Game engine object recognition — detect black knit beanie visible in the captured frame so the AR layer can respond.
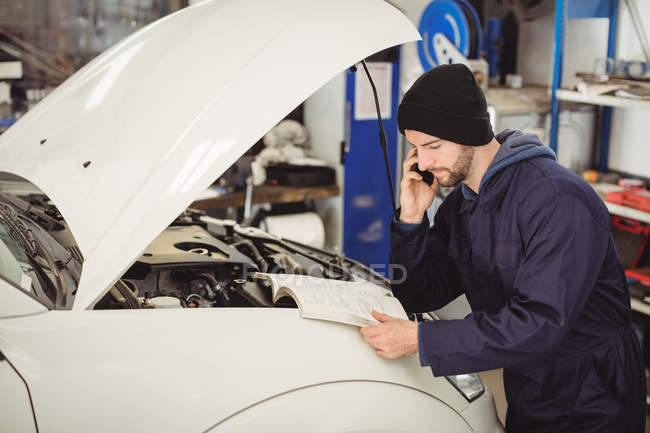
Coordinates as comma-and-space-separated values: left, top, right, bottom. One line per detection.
397, 63, 494, 146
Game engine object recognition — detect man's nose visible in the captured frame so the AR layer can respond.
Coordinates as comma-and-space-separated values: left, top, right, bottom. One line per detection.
418, 152, 435, 171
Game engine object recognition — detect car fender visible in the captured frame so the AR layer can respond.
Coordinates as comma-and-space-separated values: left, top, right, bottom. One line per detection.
0, 308, 471, 433
208, 380, 474, 433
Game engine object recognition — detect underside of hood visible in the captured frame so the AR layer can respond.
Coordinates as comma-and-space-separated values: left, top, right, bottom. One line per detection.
0, 0, 420, 310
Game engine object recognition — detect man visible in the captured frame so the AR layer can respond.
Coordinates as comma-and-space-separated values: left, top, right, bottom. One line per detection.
360, 63, 645, 432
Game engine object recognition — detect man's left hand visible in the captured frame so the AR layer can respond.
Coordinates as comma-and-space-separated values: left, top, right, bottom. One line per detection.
360, 311, 419, 359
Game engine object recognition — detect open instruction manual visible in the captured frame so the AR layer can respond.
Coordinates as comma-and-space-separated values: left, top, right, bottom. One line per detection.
256, 272, 408, 327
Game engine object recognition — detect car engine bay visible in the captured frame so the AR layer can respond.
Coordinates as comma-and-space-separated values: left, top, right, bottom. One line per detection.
94, 210, 391, 310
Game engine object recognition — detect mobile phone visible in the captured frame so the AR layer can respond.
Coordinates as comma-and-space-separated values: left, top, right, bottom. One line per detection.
411, 163, 435, 186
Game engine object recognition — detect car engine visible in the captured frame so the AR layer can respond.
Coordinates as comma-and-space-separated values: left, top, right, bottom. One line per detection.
95, 210, 390, 310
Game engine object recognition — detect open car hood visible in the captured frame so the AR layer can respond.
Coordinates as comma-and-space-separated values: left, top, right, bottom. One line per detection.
0, 0, 419, 310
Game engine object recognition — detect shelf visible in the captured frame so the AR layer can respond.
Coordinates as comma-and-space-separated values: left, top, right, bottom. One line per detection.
631, 298, 650, 316
485, 87, 550, 115
604, 201, 650, 224
191, 184, 340, 210
590, 183, 650, 224
556, 89, 650, 109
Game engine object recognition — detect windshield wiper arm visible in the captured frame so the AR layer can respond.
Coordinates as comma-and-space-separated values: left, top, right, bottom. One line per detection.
0, 202, 67, 307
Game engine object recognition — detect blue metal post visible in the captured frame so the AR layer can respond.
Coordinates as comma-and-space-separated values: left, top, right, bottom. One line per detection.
599, 0, 618, 171
606, 0, 619, 56
343, 62, 401, 271
550, 0, 566, 154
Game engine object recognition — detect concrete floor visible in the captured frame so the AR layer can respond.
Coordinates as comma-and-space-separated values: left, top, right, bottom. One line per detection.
479, 369, 650, 432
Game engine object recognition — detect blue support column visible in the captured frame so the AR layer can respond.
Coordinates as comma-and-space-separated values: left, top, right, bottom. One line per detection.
607, 0, 619, 57
550, 0, 567, 154
568, 0, 611, 18
599, 0, 619, 171
343, 62, 400, 272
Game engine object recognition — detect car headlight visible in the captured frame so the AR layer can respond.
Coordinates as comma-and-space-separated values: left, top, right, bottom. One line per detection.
445, 373, 485, 402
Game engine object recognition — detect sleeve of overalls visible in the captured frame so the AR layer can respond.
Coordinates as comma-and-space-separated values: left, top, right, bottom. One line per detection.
416, 193, 610, 375
389, 201, 464, 313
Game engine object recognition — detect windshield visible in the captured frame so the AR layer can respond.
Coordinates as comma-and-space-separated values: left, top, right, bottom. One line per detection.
0, 188, 82, 309
0, 218, 56, 307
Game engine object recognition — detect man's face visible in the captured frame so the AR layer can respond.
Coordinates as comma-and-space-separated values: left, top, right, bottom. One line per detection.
404, 129, 475, 187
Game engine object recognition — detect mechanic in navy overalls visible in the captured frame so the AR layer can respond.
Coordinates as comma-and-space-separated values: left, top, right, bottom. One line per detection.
360, 64, 645, 432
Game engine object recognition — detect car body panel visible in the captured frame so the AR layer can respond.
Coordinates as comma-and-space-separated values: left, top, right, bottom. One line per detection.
0, 308, 469, 433
460, 386, 504, 433
0, 360, 37, 433
0, 0, 420, 310
209, 381, 474, 433
0, 279, 48, 319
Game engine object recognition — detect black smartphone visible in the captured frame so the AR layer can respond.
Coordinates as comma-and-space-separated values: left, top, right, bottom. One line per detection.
411, 163, 435, 186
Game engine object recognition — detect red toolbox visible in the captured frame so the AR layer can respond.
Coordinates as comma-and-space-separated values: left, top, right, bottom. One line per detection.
606, 188, 650, 213
627, 268, 650, 286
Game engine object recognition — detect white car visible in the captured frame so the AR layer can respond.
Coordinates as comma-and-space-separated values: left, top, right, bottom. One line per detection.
0, 1, 503, 432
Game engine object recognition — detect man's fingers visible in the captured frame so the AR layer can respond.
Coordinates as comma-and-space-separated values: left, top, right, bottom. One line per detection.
402, 171, 422, 184
402, 157, 418, 172
360, 330, 387, 349
402, 155, 418, 172
372, 310, 399, 322
375, 349, 398, 359
376, 349, 390, 359
362, 331, 387, 343
360, 324, 386, 338
408, 145, 416, 155
369, 341, 389, 351
406, 145, 416, 159
371, 310, 389, 321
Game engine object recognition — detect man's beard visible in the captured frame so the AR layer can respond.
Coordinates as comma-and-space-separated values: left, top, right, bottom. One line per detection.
435, 146, 475, 187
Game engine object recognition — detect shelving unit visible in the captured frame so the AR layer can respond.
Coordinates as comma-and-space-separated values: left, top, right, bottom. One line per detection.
551, 1, 650, 317
485, 86, 550, 115
550, 0, 620, 171
190, 185, 340, 210
631, 298, 650, 317
556, 89, 650, 109
591, 182, 650, 317
604, 201, 650, 224
591, 182, 650, 223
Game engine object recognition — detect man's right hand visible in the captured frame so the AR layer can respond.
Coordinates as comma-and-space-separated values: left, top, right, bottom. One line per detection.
399, 146, 437, 224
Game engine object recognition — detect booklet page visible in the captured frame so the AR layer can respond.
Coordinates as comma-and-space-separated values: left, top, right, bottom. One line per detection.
259, 273, 407, 325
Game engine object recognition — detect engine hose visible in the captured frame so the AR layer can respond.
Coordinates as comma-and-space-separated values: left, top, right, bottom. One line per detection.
232, 228, 353, 281
114, 280, 142, 309
231, 239, 269, 272
195, 272, 229, 306
196, 271, 217, 287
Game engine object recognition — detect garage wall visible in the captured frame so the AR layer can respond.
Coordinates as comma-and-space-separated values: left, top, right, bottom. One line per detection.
303, 75, 346, 250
